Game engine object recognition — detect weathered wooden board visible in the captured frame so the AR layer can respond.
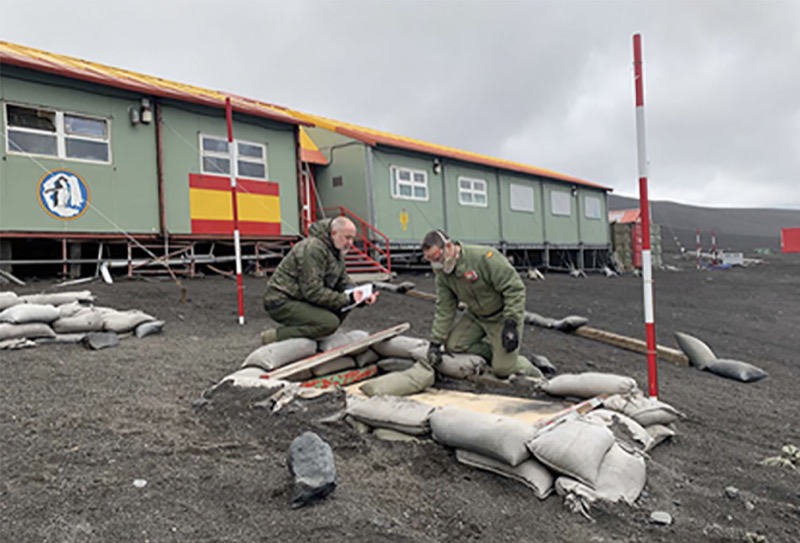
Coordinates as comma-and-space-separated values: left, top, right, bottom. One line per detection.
262, 323, 410, 381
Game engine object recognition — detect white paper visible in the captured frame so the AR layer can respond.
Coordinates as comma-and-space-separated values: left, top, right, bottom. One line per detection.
342, 283, 373, 312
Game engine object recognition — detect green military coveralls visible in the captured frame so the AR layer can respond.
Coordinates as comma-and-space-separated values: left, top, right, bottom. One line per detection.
262, 219, 353, 341
430, 243, 538, 378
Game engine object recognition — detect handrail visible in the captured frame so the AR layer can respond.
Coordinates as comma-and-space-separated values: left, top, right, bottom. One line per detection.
323, 206, 391, 273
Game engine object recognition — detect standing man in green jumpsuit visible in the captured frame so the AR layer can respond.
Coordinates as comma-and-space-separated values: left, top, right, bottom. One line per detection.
421, 230, 540, 378
260, 216, 378, 344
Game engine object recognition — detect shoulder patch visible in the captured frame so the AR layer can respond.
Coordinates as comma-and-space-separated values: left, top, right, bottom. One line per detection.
486, 250, 494, 259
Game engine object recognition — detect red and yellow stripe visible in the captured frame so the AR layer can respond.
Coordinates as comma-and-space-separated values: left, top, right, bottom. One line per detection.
189, 174, 281, 236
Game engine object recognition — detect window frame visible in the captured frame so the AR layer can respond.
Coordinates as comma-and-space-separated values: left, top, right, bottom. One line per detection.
4, 102, 112, 164
584, 194, 602, 220
550, 190, 572, 216
458, 176, 488, 207
199, 133, 268, 180
509, 183, 535, 213
390, 165, 429, 201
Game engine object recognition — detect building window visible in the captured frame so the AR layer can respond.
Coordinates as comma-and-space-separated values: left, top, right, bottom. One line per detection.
200, 134, 267, 179
550, 190, 572, 216
5, 104, 111, 163
458, 176, 488, 207
584, 195, 602, 219
391, 165, 428, 201
509, 183, 535, 213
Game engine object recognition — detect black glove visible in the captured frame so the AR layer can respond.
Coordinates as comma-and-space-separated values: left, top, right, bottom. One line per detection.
427, 342, 443, 368
501, 319, 519, 352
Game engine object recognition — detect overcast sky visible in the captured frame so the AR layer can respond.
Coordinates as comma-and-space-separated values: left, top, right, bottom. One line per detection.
2, 0, 798, 209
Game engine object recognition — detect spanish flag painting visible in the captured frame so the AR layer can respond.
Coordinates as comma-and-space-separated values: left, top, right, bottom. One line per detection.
189, 174, 281, 236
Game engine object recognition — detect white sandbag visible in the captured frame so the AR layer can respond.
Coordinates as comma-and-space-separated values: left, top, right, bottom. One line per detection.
19, 290, 95, 306
527, 419, 615, 488
52, 307, 105, 333
57, 300, 85, 318
317, 330, 369, 353
455, 449, 554, 499
102, 309, 156, 333
376, 357, 416, 373
582, 409, 653, 452
603, 392, 685, 427
360, 360, 434, 397
373, 335, 429, 358
523, 311, 555, 328
346, 395, 435, 436
674, 331, 717, 369
554, 443, 646, 505
37, 333, 86, 344
0, 322, 57, 341
372, 428, 423, 443
551, 315, 589, 332
430, 406, 537, 467
0, 291, 20, 311
0, 303, 59, 324
241, 338, 318, 371
542, 372, 638, 399
355, 348, 380, 367
704, 358, 768, 383
644, 424, 676, 451
135, 320, 165, 338
311, 356, 356, 377
438, 353, 488, 379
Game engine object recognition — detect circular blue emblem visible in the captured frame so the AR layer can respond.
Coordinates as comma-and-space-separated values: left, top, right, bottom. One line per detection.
38, 170, 90, 220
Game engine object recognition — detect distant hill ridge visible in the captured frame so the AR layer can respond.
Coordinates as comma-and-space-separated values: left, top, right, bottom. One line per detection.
608, 194, 800, 252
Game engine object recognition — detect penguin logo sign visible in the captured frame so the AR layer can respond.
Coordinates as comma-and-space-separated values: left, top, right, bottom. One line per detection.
37, 170, 90, 220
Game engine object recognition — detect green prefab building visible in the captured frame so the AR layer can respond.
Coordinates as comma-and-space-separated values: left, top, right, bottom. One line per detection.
297, 117, 612, 270
1, 41, 304, 276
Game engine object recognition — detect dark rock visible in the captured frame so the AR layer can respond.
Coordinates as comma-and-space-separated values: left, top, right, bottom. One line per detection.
82, 332, 119, 350
288, 431, 336, 508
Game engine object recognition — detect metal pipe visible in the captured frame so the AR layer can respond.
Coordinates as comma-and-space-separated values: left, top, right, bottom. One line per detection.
155, 100, 167, 237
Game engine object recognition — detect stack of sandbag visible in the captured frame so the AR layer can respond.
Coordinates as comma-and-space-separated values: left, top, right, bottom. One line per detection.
674, 331, 768, 382
0, 290, 164, 349
540, 371, 639, 399
345, 395, 435, 442
601, 391, 685, 449
230, 332, 488, 395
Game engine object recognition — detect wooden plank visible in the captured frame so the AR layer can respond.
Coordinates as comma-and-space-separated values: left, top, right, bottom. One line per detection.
574, 326, 689, 366
262, 322, 411, 381
347, 385, 569, 425
300, 365, 379, 389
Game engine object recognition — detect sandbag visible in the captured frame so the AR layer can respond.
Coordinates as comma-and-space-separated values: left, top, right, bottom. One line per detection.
19, 290, 95, 306
0, 292, 21, 311
311, 356, 356, 377
554, 443, 646, 505
242, 338, 318, 371
542, 372, 638, 399
603, 392, 685, 427
438, 353, 487, 379
52, 307, 105, 333
135, 320, 165, 338
704, 358, 768, 383
531, 354, 557, 376
317, 330, 369, 353
526, 419, 615, 488
376, 357, 416, 373
102, 309, 156, 333
346, 396, 435, 436
372, 428, 423, 443
551, 315, 589, 332
0, 303, 59, 324
644, 424, 676, 451
674, 331, 716, 369
57, 301, 85, 318
0, 322, 57, 341
355, 348, 380, 367
523, 311, 555, 328
359, 360, 434, 397
455, 449, 554, 499
582, 409, 653, 452
373, 335, 429, 358
430, 407, 536, 467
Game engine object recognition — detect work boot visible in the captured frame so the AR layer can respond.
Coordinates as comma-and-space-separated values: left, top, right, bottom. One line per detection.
260, 328, 278, 345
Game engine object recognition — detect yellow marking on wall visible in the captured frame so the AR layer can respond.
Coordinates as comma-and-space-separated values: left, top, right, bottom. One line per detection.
190, 189, 280, 222
400, 210, 409, 231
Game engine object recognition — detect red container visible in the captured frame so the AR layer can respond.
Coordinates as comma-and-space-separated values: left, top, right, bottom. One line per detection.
781, 227, 800, 253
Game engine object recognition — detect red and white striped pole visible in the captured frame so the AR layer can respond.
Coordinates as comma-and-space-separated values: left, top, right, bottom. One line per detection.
225, 97, 245, 325
696, 229, 701, 269
711, 229, 717, 265
633, 34, 658, 399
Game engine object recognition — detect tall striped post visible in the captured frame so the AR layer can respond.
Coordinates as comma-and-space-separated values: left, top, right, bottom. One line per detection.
633, 34, 658, 398
696, 229, 701, 269
225, 97, 246, 325
711, 229, 718, 265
